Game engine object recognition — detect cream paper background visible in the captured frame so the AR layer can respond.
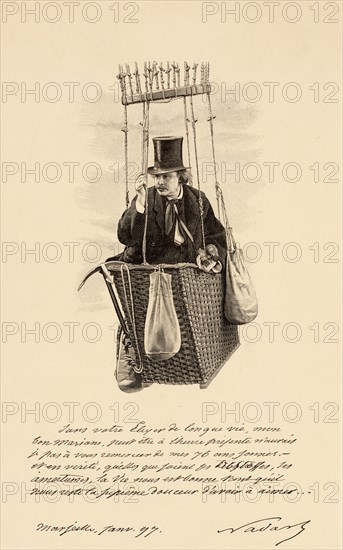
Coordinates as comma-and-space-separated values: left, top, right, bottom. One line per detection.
1, 1, 342, 549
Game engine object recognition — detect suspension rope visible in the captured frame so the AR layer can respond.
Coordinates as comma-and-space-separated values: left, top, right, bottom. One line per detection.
183, 62, 191, 169
206, 91, 221, 221
183, 97, 191, 169
205, 72, 234, 246
123, 103, 129, 208
204, 62, 234, 237
189, 91, 206, 250
141, 101, 150, 265
117, 65, 130, 208
141, 102, 146, 172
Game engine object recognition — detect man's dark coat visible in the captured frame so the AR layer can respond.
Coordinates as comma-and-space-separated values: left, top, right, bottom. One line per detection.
115, 184, 227, 265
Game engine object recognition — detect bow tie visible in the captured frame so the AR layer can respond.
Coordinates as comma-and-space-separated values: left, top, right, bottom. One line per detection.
165, 199, 182, 236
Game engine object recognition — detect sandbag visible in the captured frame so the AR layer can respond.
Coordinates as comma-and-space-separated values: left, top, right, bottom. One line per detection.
224, 232, 258, 324
144, 270, 181, 361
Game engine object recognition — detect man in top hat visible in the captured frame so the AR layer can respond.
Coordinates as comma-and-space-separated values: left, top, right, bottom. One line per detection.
117, 136, 227, 268
113, 136, 227, 392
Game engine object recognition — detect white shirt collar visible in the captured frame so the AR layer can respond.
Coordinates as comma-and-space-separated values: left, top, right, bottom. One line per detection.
167, 184, 183, 201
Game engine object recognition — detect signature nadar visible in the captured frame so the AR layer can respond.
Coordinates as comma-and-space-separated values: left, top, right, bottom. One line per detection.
217, 516, 311, 546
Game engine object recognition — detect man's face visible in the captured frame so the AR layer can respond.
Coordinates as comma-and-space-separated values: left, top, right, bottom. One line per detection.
154, 171, 180, 198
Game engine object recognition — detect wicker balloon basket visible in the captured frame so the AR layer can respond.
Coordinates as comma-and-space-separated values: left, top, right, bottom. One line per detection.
78, 61, 244, 389
107, 261, 240, 388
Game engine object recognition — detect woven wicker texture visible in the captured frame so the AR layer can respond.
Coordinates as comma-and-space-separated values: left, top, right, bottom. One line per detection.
110, 263, 239, 386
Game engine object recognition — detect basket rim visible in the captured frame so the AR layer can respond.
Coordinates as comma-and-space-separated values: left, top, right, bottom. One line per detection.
105, 260, 199, 272
78, 260, 221, 292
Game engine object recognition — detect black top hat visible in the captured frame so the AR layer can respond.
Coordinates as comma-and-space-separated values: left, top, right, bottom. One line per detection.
147, 136, 190, 175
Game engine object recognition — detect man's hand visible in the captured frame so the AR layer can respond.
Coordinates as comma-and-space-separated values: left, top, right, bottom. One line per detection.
135, 173, 147, 208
